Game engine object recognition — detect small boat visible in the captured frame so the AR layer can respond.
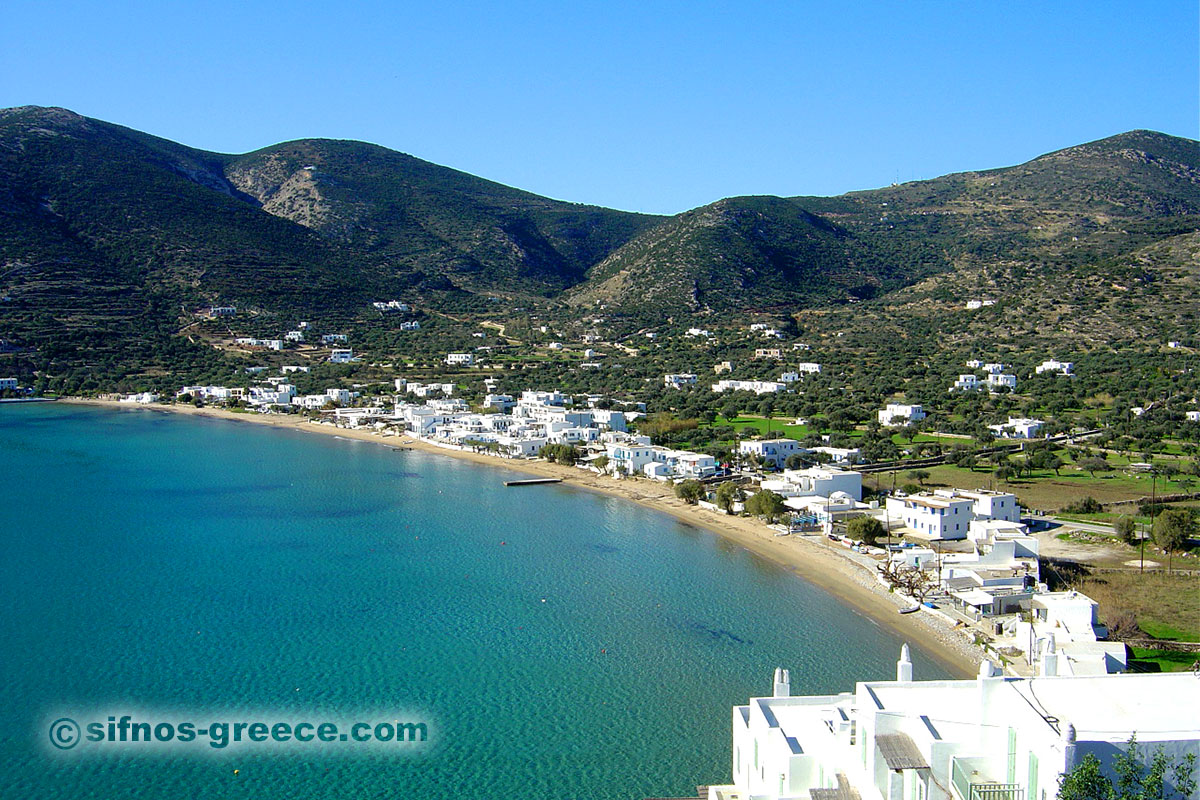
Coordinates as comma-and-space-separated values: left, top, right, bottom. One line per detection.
899, 605, 921, 615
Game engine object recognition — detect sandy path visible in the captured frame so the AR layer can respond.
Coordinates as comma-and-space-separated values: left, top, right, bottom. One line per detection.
64, 399, 982, 678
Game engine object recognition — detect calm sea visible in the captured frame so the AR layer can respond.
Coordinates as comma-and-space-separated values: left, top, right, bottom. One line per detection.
0, 403, 948, 799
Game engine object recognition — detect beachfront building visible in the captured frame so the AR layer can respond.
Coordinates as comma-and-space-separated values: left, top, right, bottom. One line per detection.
740, 438, 805, 469
0, 377, 19, 391
604, 441, 718, 480
878, 403, 926, 426
760, 467, 863, 502
887, 492, 975, 540
118, 392, 160, 404
709, 659, 1200, 800
886, 489, 1020, 540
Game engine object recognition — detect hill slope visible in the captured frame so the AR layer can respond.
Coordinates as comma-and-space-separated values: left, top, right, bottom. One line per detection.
568, 130, 1200, 319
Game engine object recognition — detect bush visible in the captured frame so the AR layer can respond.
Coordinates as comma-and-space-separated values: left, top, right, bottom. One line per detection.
1063, 497, 1103, 514
846, 516, 885, 546
674, 479, 704, 505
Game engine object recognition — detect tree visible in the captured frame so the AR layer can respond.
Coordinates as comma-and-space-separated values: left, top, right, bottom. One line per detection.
785, 453, 808, 470
715, 481, 744, 515
907, 469, 930, 486
745, 489, 786, 522
1113, 515, 1137, 545
674, 479, 704, 505
1078, 457, 1113, 478
995, 464, 1015, 482
846, 516, 885, 546
1058, 735, 1196, 800
593, 455, 610, 474
877, 558, 937, 602
1152, 508, 1195, 555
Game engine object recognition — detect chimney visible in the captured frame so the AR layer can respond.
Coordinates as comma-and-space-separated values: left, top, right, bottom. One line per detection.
1040, 634, 1059, 677
773, 668, 791, 698
897, 643, 914, 683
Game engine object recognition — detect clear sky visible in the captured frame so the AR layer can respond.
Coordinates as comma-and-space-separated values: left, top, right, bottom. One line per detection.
2, 1, 1196, 215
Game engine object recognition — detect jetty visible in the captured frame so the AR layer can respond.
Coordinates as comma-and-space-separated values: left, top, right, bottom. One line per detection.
504, 478, 562, 487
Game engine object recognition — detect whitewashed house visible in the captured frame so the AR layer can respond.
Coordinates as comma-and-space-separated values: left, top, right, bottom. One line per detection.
740, 439, 804, 469
760, 468, 863, 502
710, 660, 1200, 800
951, 374, 981, 392
445, 353, 474, 366
878, 403, 926, 426
713, 380, 786, 395
664, 373, 698, 389
988, 418, 1044, 439
1035, 360, 1073, 376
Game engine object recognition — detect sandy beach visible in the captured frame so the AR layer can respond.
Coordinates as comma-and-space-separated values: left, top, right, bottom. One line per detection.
64, 398, 982, 678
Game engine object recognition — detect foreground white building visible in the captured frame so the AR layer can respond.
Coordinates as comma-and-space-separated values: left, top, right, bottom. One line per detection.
712, 661, 1200, 800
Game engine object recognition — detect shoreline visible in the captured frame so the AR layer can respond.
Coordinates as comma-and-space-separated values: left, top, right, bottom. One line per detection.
60, 398, 981, 678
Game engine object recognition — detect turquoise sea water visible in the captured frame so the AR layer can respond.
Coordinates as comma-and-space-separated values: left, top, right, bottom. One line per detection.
0, 403, 949, 799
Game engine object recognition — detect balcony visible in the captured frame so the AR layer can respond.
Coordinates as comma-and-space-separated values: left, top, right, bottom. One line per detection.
951, 756, 1024, 800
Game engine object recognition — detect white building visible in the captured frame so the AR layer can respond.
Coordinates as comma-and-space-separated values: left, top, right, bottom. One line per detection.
1012, 591, 1127, 676
711, 660, 1200, 800
0, 378, 18, 391
986, 373, 1018, 391
988, 418, 1045, 439
740, 439, 805, 469
664, 373, 698, 389
1185, 411, 1200, 423
1035, 360, 1073, 376
445, 353, 474, 366
878, 403, 926, 426
483, 394, 515, 412
119, 392, 159, 404
887, 492, 975, 540
329, 349, 355, 363
713, 380, 786, 395
281, 365, 310, 374
887, 489, 1020, 540
760, 468, 863, 502
951, 375, 981, 392
321, 334, 348, 344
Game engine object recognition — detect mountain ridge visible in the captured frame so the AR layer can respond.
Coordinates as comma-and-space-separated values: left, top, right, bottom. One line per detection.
1, 106, 1197, 378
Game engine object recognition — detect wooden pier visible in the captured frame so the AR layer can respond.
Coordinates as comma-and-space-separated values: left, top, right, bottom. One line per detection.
503, 478, 563, 487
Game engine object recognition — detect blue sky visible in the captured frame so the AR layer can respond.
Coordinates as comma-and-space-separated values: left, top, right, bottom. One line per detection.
3, 1, 1196, 214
